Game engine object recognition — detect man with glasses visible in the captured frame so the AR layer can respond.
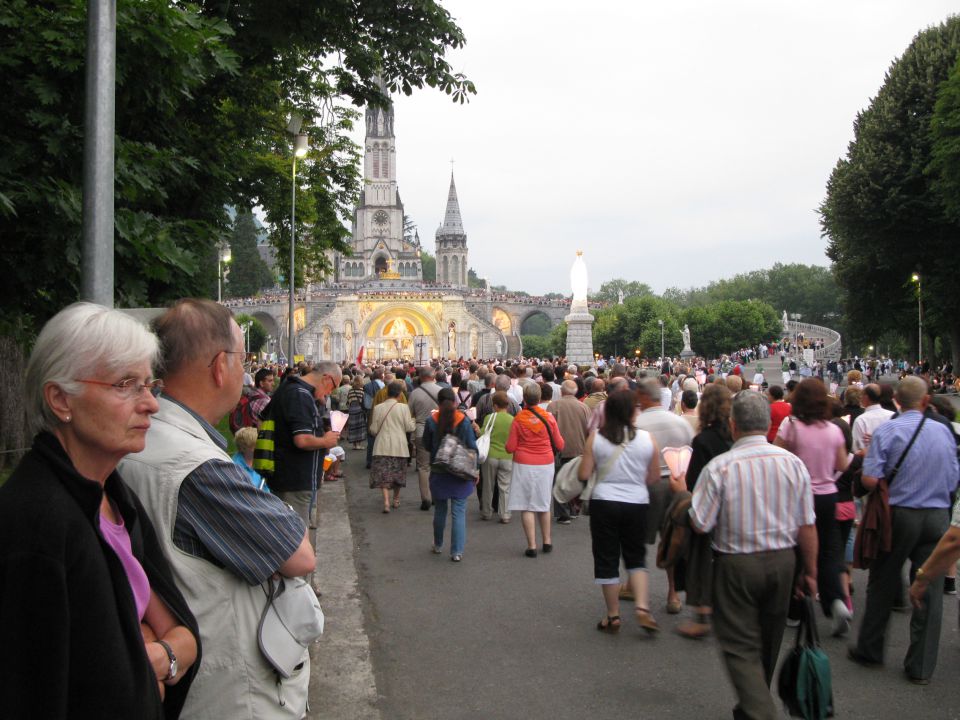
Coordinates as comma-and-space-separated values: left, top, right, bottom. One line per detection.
120, 298, 316, 718
269, 360, 343, 530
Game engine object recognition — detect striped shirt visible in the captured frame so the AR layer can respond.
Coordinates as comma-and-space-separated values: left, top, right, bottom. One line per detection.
166, 397, 306, 586
862, 410, 959, 509
690, 434, 816, 555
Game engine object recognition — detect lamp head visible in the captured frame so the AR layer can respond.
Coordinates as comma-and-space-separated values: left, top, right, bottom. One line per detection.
294, 133, 309, 158
911, 273, 920, 283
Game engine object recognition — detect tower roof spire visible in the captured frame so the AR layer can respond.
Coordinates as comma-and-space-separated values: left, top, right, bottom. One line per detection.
438, 171, 464, 235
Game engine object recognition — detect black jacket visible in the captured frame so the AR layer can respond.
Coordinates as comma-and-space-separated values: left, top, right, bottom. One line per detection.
0, 433, 200, 719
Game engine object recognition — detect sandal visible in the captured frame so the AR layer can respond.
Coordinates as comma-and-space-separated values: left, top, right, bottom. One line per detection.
676, 620, 710, 639
636, 608, 660, 634
666, 598, 682, 614
393, 498, 401, 508
596, 615, 621, 633
382, 506, 390, 514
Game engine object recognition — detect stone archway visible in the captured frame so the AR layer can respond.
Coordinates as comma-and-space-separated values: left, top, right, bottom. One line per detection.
492, 307, 512, 335
359, 303, 443, 363
519, 310, 554, 336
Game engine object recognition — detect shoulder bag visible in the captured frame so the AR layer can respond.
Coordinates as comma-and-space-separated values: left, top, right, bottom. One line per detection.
777, 595, 834, 719
553, 435, 628, 511
528, 406, 561, 470
853, 415, 926, 570
431, 420, 478, 482
476, 412, 497, 465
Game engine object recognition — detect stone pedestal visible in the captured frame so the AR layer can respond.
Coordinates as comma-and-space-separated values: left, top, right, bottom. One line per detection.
565, 308, 595, 366
680, 348, 696, 361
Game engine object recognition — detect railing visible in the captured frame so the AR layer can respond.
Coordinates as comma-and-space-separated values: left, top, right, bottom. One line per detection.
785, 320, 842, 361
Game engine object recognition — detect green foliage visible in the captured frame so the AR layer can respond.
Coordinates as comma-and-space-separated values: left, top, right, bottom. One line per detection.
420, 250, 436, 281
549, 322, 567, 357
467, 267, 485, 288
520, 313, 552, 336
520, 335, 553, 358
663, 263, 841, 326
591, 278, 653, 304
227, 212, 274, 297
683, 300, 781, 358
592, 296, 682, 358
0, 0, 475, 342
821, 17, 960, 362
235, 313, 268, 353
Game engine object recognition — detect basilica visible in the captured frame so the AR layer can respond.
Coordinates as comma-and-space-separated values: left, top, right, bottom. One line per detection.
305, 92, 516, 363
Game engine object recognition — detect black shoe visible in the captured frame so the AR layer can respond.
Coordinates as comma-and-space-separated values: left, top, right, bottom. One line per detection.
944, 576, 957, 595
557, 518, 572, 525
420, 500, 432, 511
906, 673, 930, 686
847, 647, 882, 668
542, 543, 553, 554
524, 548, 537, 558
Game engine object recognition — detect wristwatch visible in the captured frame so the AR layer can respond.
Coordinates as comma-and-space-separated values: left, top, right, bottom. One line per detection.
156, 639, 178, 681
915, 567, 927, 582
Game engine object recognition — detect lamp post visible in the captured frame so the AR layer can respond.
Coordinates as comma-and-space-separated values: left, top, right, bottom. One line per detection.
658, 319, 664, 361
287, 115, 309, 365
911, 273, 922, 364
217, 242, 231, 302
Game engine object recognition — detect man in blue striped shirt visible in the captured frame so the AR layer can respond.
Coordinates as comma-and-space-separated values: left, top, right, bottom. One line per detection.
848, 376, 959, 685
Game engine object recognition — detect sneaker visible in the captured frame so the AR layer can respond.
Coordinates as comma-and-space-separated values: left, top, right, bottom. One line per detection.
557, 518, 572, 525
431, 545, 442, 555
944, 577, 957, 595
451, 554, 462, 562
786, 617, 800, 628
831, 598, 851, 637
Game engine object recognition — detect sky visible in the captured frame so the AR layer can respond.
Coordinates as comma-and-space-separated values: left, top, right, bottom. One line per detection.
348, 1, 958, 297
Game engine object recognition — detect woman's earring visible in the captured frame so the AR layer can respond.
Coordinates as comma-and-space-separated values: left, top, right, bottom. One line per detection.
64, 415, 71, 423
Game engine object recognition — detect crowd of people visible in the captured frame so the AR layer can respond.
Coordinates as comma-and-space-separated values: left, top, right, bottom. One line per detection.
2, 300, 959, 719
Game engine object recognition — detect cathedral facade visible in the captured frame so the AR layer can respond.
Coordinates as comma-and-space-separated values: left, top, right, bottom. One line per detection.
304, 93, 509, 363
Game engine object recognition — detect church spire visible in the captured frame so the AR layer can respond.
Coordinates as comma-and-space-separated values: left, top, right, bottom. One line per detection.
364, 75, 394, 138
439, 171, 464, 235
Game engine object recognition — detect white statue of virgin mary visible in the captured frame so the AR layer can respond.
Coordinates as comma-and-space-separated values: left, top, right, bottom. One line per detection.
570, 251, 588, 307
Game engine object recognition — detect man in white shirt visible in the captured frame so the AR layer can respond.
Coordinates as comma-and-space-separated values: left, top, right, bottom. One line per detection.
851, 384, 894, 453
635, 378, 694, 613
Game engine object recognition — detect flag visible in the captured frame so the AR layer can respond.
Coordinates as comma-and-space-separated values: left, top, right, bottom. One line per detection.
356, 346, 364, 366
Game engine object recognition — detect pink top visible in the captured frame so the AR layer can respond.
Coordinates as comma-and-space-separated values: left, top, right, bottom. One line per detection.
100, 512, 151, 621
777, 418, 844, 495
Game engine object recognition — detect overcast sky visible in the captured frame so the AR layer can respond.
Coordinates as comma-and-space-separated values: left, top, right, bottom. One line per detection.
348, 1, 957, 296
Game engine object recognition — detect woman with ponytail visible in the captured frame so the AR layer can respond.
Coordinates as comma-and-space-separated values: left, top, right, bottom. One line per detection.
422, 387, 479, 562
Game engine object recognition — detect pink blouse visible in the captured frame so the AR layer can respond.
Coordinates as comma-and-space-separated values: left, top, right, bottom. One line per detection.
777, 418, 845, 495
100, 512, 151, 621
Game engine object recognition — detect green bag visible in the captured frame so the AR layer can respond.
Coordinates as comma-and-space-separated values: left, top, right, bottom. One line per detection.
252, 402, 275, 477
777, 595, 834, 719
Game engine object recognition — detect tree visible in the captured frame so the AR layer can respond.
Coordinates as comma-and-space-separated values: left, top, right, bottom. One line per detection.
821, 17, 960, 364
592, 296, 683, 358
467, 267, 485, 289
235, 314, 268, 353
520, 335, 553, 359
683, 300, 781, 358
227, 212, 274, 297
591, 278, 653, 304
420, 250, 436, 282
0, 0, 475, 339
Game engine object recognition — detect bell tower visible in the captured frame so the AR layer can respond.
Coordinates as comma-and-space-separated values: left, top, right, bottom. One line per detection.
435, 172, 468, 288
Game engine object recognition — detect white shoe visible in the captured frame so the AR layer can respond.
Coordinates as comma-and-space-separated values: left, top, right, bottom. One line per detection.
831, 598, 851, 637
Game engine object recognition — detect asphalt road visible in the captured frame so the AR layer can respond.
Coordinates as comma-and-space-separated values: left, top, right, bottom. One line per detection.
332, 447, 960, 720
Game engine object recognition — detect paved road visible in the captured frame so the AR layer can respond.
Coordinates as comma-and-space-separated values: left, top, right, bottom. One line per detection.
311, 447, 960, 720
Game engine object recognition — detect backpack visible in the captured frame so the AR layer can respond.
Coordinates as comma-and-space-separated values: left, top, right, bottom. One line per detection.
252, 401, 275, 478
229, 394, 255, 434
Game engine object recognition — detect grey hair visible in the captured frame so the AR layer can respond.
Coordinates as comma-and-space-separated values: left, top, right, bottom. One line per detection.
635, 378, 661, 402
494, 374, 512, 392
522, 382, 542, 406
561, 379, 578, 396
24, 302, 159, 436
895, 376, 927, 409
312, 360, 343, 384
731, 391, 771, 434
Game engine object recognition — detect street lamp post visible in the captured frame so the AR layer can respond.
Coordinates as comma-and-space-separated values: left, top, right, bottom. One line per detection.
217, 242, 231, 302
911, 273, 922, 364
658, 319, 664, 361
287, 116, 309, 365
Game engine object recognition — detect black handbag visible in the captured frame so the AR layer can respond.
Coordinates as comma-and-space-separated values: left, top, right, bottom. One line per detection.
777, 595, 834, 719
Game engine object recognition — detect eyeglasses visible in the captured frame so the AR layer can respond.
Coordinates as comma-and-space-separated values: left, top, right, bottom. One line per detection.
77, 378, 165, 399
208, 350, 246, 368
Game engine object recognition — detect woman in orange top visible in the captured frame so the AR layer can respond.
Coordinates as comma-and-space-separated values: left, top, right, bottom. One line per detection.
505, 383, 564, 557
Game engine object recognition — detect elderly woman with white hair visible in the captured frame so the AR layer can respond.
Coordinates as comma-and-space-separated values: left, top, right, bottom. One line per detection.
505, 382, 564, 557
0, 303, 199, 719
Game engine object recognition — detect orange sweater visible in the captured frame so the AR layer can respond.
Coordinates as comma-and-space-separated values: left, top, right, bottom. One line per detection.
505, 408, 564, 465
